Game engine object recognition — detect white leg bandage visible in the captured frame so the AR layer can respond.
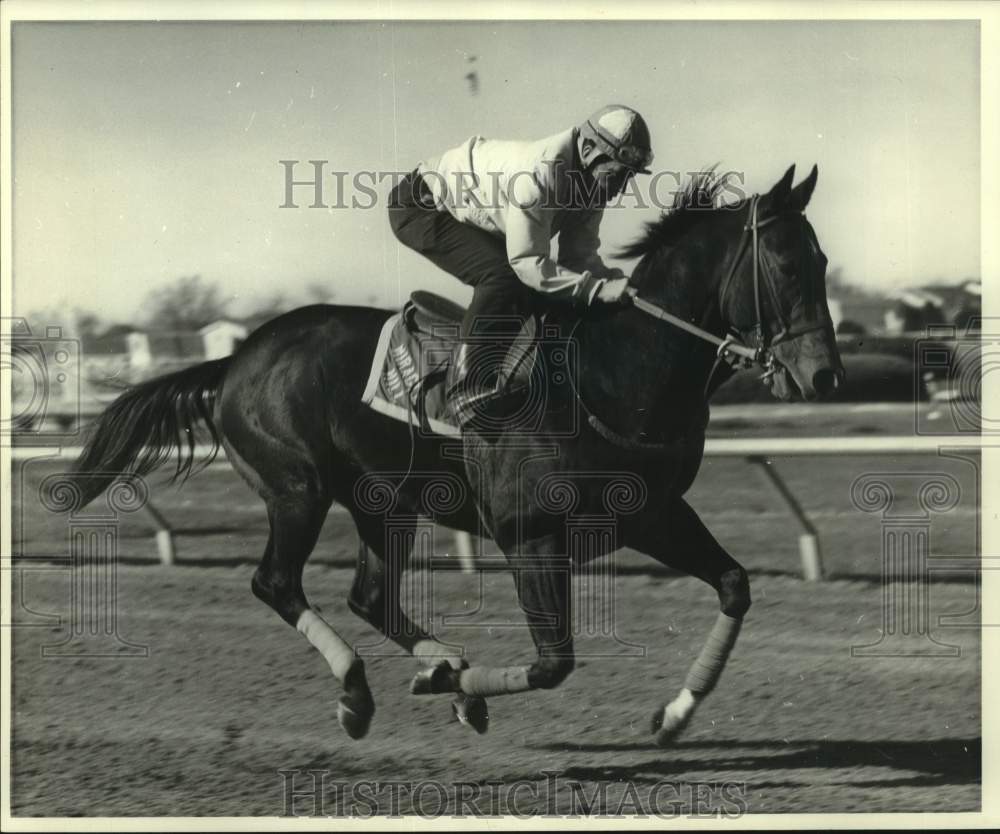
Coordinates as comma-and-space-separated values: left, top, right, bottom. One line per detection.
412, 639, 464, 671
663, 687, 698, 725
683, 612, 742, 695
296, 609, 355, 681
458, 666, 532, 697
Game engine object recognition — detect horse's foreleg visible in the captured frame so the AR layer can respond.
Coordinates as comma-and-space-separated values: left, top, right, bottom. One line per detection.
413, 536, 576, 699
652, 610, 743, 744
252, 499, 375, 740
348, 525, 489, 733
629, 498, 751, 746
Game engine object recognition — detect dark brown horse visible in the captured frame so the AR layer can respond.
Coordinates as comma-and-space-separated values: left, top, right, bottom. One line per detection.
70, 165, 842, 744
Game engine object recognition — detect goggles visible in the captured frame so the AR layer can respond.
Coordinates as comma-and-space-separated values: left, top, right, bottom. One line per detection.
614, 144, 654, 171
586, 119, 653, 172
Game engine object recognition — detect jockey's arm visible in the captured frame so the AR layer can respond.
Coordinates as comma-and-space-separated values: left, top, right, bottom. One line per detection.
557, 208, 627, 282
504, 181, 605, 307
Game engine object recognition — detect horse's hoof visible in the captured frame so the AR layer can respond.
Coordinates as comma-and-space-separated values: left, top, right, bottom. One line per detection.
338, 694, 374, 740
650, 705, 691, 747
452, 695, 489, 734
337, 658, 374, 739
410, 660, 461, 695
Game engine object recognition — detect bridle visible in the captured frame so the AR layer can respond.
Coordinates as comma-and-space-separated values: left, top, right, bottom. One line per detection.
581, 193, 831, 452
628, 193, 829, 394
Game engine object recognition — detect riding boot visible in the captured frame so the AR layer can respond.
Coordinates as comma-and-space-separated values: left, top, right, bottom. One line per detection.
447, 341, 529, 431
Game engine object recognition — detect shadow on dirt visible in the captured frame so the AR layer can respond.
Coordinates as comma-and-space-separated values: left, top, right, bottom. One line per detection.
526, 737, 980, 787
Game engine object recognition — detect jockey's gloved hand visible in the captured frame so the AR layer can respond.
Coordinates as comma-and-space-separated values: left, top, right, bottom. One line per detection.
595, 277, 632, 306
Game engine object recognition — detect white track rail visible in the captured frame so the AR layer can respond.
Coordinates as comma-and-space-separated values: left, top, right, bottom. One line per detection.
8, 435, 980, 462
9, 435, 981, 578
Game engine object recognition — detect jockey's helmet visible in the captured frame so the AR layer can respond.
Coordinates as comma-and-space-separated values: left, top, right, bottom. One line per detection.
578, 105, 654, 174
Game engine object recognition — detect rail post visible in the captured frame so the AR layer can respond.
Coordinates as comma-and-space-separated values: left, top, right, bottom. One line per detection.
143, 501, 176, 566
452, 531, 478, 574
747, 455, 824, 581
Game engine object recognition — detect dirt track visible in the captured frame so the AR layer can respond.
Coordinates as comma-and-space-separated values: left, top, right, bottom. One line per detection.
10, 405, 982, 816
11, 564, 980, 816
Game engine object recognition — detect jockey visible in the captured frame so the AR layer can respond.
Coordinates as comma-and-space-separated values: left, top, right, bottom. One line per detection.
388, 104, 654, 429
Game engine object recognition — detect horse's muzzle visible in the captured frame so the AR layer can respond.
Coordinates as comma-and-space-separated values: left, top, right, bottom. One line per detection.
812, 367, 841, 399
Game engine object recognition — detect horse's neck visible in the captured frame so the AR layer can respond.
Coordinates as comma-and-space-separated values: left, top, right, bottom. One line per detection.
579, 245, 726, 438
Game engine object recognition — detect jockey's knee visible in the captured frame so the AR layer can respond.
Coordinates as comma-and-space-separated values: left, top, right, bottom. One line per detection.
528, 653, 575, 690
718, 566, 751, 618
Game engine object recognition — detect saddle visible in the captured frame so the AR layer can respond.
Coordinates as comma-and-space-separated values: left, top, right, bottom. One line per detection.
361, 291, 545, 435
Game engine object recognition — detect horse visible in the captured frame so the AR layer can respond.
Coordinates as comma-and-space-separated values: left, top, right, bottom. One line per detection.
68, 164, 843, 745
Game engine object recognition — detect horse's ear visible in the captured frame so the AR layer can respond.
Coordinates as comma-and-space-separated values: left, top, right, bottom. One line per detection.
788, 164, 818, 212
759, 164, 796, 214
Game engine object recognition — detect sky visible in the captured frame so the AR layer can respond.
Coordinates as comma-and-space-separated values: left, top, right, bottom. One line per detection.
11, 19, 981, 325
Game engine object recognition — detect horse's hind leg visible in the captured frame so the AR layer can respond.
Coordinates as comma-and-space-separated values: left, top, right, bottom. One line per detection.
347, 517, 489, 734
408, 532, 577, 700
251, 497, 375, 740
626, 497, 751, 746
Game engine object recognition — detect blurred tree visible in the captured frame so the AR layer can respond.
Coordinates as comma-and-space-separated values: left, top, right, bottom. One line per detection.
241, 290, 287, 320
304, 281, 337, 304
22, 305, 73, 331
142, 275, 229, 330
824, 265, 889, 308
825, 265, 846, 291
954, 304, 980, 332
73, 308, 103, 339
836, 319, 867, 336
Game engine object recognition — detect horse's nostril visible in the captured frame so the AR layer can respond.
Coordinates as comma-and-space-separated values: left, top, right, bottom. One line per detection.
813, 368, 838, 396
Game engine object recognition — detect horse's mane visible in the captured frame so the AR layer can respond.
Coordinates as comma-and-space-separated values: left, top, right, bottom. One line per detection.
617, 167, 738, 260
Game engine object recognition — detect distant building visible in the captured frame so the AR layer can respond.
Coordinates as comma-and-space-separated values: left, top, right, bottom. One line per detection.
82, 318, 251, 387
200, 320, 248, 359
125, 330, 205, 374
80, 324, 133, 386
10, 316, 262, 432
884, 291, 940, 335
884, 281, 980, 335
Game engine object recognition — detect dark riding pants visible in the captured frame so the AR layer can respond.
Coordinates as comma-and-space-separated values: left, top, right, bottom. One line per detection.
388, 171, 530, 380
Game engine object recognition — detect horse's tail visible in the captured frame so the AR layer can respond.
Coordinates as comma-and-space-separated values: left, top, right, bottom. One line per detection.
71, 357, 232, 509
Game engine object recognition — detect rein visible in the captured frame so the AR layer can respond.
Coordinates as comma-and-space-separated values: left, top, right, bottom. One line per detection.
581, 193, 826, 453
630, 194, 781, 375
